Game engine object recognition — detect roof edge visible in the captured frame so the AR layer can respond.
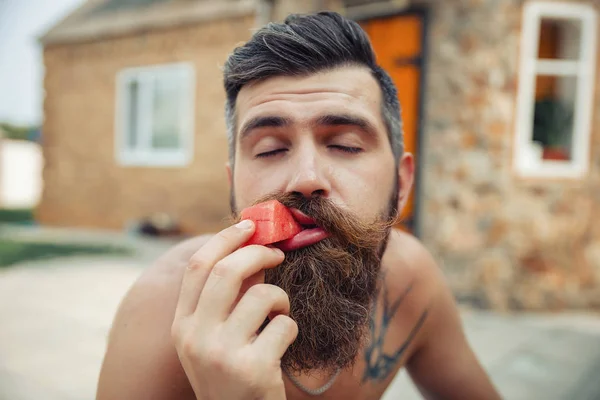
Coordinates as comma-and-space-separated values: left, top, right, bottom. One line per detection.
40, 0, 258, 47
38, 0, 110, 44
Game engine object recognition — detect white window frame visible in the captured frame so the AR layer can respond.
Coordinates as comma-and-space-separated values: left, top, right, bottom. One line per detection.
513, 2, 597, 179
115, 62, 195, 167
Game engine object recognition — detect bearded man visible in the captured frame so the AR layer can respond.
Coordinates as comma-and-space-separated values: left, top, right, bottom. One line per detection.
97, 11, 501, 400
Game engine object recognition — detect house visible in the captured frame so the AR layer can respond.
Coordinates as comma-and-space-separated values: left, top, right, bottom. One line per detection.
39, 0, 600, 310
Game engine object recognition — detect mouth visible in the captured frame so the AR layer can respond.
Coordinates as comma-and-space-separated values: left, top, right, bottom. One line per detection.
275, 208, 331, 252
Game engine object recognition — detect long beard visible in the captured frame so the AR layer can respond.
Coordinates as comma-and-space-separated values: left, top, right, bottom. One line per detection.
269, 239, 382, 374
233, 191, 398, 374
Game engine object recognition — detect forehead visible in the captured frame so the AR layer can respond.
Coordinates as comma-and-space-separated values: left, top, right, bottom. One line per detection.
235, 66, 384, 133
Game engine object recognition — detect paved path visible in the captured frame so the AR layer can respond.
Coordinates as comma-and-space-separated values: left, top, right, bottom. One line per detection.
0, 258, 144, 400
1, 255, 599, 400
383, 310, 600, 399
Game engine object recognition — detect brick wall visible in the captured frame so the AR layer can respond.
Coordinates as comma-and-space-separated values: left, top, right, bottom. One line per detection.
38, 15, 256, 234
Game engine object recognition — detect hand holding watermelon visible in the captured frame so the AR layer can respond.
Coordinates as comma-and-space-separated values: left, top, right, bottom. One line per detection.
172, 217, 296, 400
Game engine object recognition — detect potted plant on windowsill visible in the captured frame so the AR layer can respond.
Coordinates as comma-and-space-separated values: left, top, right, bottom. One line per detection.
532, 97, 574, 161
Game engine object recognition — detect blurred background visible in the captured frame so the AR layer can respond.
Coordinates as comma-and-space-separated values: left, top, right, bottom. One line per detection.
1, 0, 600, 399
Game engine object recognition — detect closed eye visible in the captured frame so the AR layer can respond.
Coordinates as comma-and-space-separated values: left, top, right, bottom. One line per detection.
255, 148, 288, 158
329, 145, 363, 154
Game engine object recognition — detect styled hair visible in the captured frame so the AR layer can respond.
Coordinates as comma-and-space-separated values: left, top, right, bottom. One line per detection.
222, 11, 403, 166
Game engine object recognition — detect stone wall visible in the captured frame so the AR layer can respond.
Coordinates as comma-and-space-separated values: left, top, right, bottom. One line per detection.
416, 0, 600, 310
38, 14, 256, 234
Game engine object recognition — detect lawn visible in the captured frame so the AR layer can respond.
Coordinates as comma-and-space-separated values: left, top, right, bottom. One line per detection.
0, 239, 132, 268
0, 208, 34, 224
0, 208, 132, 267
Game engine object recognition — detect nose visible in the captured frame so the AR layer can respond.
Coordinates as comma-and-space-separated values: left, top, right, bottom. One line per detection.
285, 150, 331, 199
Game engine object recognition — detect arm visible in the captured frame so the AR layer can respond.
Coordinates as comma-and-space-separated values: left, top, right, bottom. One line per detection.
405, 252, 501, 400
96, 238, 210, 400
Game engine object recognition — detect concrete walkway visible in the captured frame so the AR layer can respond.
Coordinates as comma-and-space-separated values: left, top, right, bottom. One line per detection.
1, 255, 599, 400
0, 258, 144, 400
384, 310, 600, 399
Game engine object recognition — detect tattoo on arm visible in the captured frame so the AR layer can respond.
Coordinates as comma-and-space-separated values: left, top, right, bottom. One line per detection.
362, 282, 428, 383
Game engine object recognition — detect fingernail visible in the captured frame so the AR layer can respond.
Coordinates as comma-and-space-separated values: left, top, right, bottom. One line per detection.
274, 248, 285, 256
236, 219, 253, 230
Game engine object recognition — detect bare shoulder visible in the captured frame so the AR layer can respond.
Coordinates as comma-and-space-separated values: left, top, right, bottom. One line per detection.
97, 234, 214, 400
380, 229, 455, 349
143, 234, 215, 285
111, 233, 216, 334
110, 233, 215, 328
383, 236, 500, 398
383, 229, 445, 303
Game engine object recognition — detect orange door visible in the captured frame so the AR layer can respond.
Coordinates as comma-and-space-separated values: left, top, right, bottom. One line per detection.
360, 13, 423, 234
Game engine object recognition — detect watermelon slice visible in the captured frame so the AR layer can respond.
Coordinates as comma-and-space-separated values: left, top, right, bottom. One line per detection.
240, 200, 303, 246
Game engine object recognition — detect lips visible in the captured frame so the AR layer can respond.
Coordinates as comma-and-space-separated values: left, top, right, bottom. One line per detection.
275, 208, 331, 251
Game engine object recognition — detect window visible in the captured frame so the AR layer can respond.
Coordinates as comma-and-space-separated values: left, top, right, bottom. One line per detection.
514, 2, 597, 178
116, 63, 195, 167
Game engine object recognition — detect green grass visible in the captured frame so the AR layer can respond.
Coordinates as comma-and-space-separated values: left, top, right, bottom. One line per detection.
0, 239, 132, 268
0, 208, 34, 224
0, 208, 132, 267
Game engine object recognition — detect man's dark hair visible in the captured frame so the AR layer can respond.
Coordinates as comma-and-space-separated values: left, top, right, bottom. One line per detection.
222, 11, 403, 166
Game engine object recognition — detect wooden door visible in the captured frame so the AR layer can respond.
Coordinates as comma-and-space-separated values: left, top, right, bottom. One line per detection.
360, 13, 424, 234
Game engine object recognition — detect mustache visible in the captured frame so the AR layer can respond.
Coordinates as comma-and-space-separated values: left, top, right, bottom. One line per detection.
235, 191, 396, 251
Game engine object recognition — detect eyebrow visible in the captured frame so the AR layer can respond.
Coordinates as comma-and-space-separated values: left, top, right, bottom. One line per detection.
238, 113, 377, 139
313, 114, 376, 135
239, 116, 292, 139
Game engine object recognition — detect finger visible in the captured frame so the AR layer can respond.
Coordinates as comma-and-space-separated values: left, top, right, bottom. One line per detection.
231, 269, 266, 312
253, 314, 298, 360
226, 284, 290, 344
174, 220, 255, 318
197, 245, 284, 323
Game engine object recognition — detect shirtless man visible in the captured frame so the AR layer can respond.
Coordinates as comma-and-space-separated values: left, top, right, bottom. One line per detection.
97, 12, 501, 400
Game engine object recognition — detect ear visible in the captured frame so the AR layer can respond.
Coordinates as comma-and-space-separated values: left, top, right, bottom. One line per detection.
396, 153, 415, 214
225, 162, 233, 188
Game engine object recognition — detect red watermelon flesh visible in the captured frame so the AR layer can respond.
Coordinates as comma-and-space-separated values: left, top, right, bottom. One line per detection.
240, 200, 303, 246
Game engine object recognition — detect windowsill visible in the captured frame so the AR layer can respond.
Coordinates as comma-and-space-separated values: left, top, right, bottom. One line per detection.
514, 160, 588, 179
117, 151, 192, 168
